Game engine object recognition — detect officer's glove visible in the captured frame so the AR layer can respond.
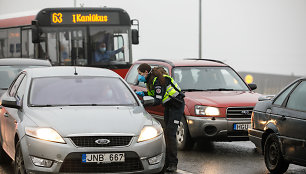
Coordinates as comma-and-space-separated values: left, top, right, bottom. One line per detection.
135, 91, 145, 97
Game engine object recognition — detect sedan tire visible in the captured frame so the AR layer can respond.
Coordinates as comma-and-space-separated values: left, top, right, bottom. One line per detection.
14, 142, 27, 174
177, 117, 194, 150
264, 133, 289, 174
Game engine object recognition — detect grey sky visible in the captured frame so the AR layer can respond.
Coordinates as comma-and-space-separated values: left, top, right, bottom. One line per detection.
0, 0, 305, 76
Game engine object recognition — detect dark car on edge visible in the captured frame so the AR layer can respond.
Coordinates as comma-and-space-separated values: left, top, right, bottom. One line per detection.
249, 77, 306, 173
0, 58, 51, 96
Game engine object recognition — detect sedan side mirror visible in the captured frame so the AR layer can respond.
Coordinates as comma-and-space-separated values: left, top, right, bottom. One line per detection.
142, 96, 154, 106
1, 96, 20, 109
248, 83, 257, 90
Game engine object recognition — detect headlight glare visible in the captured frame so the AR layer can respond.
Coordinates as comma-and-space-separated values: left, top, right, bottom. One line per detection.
138, 125, 163, 142
25, 127, 65, 143
195, 105, 220, 116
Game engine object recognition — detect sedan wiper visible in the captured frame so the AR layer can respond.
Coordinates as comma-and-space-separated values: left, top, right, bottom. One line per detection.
206, 88, 235, 91
0, 88, 8, 90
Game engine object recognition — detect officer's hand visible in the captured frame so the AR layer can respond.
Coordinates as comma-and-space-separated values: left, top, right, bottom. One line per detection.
135, 91, 144, 97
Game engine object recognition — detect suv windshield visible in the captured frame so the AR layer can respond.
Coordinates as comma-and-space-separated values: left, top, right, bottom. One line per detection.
0, 66, 46, 89
29, 76, 137, 106
173, 66, 249, 91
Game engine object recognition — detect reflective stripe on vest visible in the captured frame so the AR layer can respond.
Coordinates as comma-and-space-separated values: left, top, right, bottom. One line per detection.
147, 89, 155, 96
152, 75, 181, 104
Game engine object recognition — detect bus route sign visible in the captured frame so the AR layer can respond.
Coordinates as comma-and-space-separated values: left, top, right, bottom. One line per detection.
50, 12, 120, 25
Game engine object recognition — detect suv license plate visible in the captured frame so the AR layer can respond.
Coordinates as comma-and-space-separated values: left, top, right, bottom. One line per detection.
233, 124, 251, 130
82, 153, 125, 163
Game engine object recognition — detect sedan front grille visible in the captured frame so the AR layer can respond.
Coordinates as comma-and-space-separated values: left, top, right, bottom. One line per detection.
70, 136, 133, 147
226, 107, 253, 119
59, 152, 143, 173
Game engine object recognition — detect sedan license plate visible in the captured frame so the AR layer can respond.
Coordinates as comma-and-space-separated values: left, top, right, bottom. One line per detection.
82, 153, 125, 163
233, 124, 251, 130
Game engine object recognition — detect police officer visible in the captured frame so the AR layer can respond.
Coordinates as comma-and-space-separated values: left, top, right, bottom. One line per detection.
135, 63, 185, 172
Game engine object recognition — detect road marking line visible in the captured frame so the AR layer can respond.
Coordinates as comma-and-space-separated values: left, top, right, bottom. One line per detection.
177, 169, 193, 174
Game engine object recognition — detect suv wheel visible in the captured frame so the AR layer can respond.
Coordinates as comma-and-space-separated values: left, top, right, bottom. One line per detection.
14, 142, 27, 174
177, 117, 194, 150
264, 133, 289, 174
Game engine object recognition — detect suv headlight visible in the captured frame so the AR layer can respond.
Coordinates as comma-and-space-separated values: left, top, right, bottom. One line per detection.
195, 105, 220, 116
138, 125, 163, 142
25, 127, 66, 144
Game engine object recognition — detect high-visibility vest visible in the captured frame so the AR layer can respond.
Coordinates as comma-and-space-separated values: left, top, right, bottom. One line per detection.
148, 75, 181, 104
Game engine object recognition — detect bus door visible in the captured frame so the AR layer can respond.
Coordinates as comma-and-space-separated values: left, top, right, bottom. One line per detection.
39, 27, 87, 66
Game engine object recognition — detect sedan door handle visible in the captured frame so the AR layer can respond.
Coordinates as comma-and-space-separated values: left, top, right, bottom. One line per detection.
4, 113, 9, 117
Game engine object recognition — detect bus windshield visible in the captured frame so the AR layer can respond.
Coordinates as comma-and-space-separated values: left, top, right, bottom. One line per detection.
39, 26, 130, 66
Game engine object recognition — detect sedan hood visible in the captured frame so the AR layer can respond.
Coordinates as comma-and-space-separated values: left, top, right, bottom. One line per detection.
25, 106, 152, 137
186, 91, 261, 107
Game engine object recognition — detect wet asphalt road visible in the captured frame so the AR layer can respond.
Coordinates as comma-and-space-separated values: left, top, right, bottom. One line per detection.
1, 141, 305, 174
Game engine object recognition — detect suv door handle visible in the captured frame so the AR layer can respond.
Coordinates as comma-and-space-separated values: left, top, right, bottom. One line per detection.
4, 113, 9, 117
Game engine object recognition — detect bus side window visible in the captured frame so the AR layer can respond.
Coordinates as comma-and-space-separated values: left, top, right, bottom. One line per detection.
113, 35, 124, 61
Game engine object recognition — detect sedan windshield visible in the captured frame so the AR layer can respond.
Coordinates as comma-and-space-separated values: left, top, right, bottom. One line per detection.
29, 76, 137, 106
0, 66, 46, 89
173, 67, 249, 91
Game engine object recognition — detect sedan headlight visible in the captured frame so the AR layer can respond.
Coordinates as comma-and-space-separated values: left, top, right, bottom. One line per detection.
25, 127, 65, 144
138, 125, 163, 142
195, 105, 220, 116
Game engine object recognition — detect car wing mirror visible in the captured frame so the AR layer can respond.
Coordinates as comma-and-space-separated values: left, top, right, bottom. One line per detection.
248, 83, 257, 90
142, 96, 154, 106
1, 96, 21, 109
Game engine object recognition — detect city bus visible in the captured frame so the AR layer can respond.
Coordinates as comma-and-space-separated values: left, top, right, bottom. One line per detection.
0, 7, 139, 77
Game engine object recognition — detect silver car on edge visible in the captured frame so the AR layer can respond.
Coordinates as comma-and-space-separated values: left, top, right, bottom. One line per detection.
0, 66, 165, 173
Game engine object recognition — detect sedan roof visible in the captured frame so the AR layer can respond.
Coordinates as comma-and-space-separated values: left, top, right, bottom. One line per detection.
0, 58, 51, 66
24, 66, 120, 78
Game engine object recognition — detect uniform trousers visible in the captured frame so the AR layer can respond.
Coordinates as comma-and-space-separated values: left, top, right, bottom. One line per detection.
163, 99, 185, 166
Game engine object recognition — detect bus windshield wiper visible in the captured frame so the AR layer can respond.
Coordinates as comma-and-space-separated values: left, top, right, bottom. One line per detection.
206, 88, 235, 91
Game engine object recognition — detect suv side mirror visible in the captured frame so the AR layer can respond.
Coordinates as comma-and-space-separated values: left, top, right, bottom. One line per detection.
132, 29, 139, 45
248, 83, 257, 90
142, 96, 154, 106
1, 97, 20, 109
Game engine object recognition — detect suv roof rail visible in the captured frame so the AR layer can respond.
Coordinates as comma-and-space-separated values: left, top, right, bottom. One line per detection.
184, 58, 226, 65
137, 59, 175, 66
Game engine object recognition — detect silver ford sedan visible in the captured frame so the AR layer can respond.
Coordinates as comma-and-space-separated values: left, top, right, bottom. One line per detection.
0, 66, 165, 173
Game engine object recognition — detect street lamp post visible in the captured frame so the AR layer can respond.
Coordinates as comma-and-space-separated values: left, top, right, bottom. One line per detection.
199, 0, 202, 59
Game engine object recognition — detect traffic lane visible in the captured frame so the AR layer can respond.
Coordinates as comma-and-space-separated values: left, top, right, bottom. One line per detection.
1, 141, 305, 174
177, 141, 306, 174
